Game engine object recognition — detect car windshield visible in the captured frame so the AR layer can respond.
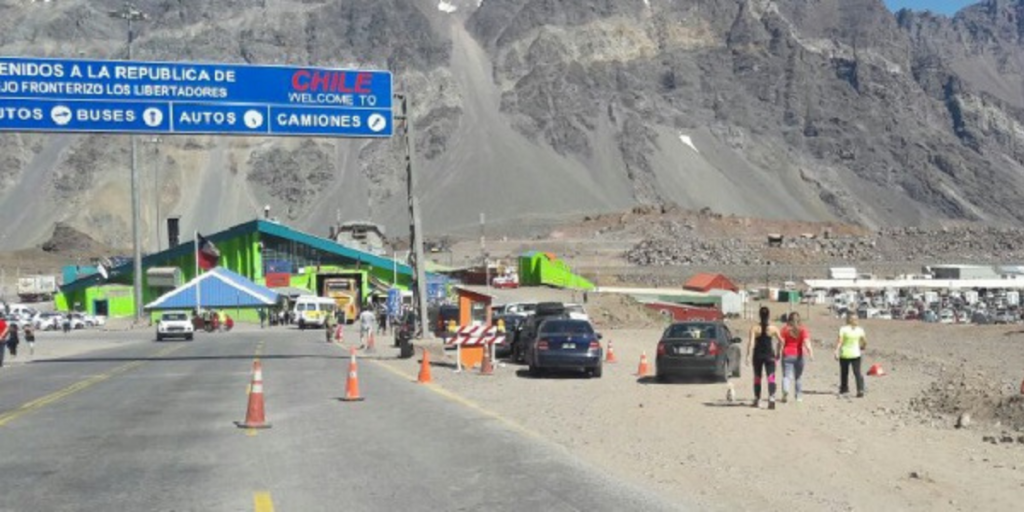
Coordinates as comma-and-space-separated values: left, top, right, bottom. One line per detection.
162, 313, 187, 321
665, 323, 717, 339
540, 320, 593, 335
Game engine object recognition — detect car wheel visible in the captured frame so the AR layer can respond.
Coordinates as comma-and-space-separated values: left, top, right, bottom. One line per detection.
655, 372, 669, 383
591, 364, 603, 378
156, 334, 163, 342
528, 365, 540, 377
186, 334, 193, 341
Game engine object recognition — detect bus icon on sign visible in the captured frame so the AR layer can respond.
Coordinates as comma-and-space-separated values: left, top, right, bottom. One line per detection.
51, 105, 72, 126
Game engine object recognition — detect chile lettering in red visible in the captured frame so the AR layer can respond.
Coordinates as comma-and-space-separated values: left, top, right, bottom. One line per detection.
291, 70, 372, 93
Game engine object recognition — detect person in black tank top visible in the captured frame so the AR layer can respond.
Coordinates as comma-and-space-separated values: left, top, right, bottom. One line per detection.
747, 306, 781, 409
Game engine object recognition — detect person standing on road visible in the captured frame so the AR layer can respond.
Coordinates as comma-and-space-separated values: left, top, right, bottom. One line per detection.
6, 323, 19, 360
747, 306, 783, 409
24, 323, 35, 359
835, 312, 867, 397
780, 312, 813, 403
258, 308, 266, 329
358, 307, 376, 350
324, 309, 334, 344
0, 315, 8, 368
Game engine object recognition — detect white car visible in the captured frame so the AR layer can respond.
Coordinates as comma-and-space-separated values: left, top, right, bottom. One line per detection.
69, 313, 88, 330
156, 312, 194, 341
33, 312, 62, 331
565, 303, 590, 322
84, 314, 107, 327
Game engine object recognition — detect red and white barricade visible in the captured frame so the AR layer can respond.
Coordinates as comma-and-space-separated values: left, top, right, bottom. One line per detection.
445, 326, 506, 372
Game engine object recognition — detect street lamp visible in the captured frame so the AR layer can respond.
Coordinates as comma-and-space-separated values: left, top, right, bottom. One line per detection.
109, 2, 148, 322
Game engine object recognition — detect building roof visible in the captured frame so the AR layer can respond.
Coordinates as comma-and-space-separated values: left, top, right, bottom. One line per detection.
62, 219, 425, 294
145, 267, 279, 310
683, 273, 738, 292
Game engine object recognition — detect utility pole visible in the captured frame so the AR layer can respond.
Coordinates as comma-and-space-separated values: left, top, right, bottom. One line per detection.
145, 137, 162, 252
396, 93, 430, 339
110, 2, 147, 323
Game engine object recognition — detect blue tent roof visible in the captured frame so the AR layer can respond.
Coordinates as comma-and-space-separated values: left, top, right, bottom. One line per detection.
145, 267, 279, 310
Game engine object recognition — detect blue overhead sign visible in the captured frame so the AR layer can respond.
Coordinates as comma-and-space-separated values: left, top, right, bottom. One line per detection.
0, 56, 393, 137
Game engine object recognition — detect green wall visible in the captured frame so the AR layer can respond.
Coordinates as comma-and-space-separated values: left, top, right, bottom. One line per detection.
519, 253, 594, 290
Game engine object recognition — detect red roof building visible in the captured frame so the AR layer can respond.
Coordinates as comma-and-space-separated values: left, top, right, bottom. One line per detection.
684, 273, 739, 293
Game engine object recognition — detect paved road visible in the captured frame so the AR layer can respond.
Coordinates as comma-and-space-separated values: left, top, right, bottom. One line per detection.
0, 328, 680, 511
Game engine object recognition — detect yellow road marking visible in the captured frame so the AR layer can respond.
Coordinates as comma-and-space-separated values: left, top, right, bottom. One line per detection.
369, 360, 543, 441
0, 344, 185, 427
246, 428, 258, 437
253, 491, 274, 512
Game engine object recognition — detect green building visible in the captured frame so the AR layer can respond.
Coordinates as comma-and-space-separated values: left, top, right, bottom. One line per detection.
518, 251, 594, 290
57, 218, 423, 320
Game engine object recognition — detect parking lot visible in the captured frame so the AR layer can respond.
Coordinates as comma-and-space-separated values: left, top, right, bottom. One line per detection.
378, 302, 1024, 512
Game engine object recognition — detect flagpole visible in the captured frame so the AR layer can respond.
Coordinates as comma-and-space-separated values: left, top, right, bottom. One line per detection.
195, 230, 202, 314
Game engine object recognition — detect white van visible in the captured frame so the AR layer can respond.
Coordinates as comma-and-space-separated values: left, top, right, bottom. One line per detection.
565, 303, 590, 322
293, 296, 338, 330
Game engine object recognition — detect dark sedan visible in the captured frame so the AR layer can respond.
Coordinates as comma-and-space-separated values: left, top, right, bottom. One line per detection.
525, 319, 603, 378
655, 321, 741, 382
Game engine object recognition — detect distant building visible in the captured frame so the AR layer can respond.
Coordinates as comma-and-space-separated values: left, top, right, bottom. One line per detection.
683, 273, 739, 293
927, 265, 999, 280
330, 221, 387, 256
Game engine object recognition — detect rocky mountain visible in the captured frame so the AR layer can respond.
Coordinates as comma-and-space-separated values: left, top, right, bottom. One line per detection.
3, 0, 1024, 251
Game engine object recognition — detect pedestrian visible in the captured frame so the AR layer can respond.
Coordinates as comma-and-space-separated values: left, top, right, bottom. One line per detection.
0, 314, 8, 368
358, 307, 376, 349
24, 323, 35, 359
62, 314, 71, 334
218, 310, 227, 332
258, 308, 266, 329
835, 312, 867, 397
324, 309, 334, 343
779, 312, 813, 403
377, 305, 387, 335
6, 323, 19, 359
746, 306, 783, 409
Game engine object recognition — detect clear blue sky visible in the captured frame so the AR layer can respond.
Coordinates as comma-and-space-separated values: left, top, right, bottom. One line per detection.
884, 1, 978, 15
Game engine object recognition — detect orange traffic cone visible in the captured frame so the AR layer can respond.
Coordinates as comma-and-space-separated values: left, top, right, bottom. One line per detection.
418, 348, 433, 384
334, 324, 343, 343
340, 348, 365, 402
480, 342, 494, 376
636, 351, 650, 377
606, 340, 618, 363
867, 363, 886, 377
366, 331, 376, 353
1019, 377, 1024, 395
236, 360, 271, 429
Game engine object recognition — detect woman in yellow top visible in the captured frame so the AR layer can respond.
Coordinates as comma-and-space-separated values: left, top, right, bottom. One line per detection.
834, 312, 867, 397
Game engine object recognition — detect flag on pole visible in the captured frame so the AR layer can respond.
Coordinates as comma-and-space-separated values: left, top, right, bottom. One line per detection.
197, 233, 220, 271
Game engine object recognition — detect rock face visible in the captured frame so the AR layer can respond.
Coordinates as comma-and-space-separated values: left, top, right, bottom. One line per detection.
5, 0, 1024, 249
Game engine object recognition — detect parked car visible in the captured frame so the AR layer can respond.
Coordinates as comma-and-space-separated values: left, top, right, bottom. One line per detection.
33, 312, 63, 331
156, 311, 194, 341
655, 321, 742, 382
505, 302, 538, 317
69, 313, 88, 330
565, 303, 590, 322
493, 313, 526, 358
512, 302, 568, 363
524, 318, 603, 378
82, 314, 106, 327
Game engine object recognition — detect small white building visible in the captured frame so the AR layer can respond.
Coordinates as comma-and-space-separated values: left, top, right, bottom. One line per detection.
829, 267, 858, 280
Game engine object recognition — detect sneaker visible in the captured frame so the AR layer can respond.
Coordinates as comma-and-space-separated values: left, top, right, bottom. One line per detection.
856, 392, 865, 398
726, 388, 736, 403
796, 396, 804, 403
768, 400, 776, 410
751, 399, 759, 408
781, 392, 789, 404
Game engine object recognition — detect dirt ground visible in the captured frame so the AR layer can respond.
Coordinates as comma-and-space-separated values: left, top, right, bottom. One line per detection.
372, 298, 1024, 512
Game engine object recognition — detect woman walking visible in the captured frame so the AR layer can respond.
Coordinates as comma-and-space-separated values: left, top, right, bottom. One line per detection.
835, 312, 867, 397
780, 312, 814, 403
6, 323, 20, 360
24, 323, 35, 359
747, 306, 784, 410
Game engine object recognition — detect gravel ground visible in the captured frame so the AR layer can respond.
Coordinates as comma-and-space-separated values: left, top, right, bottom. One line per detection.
372, 304, 1024, 511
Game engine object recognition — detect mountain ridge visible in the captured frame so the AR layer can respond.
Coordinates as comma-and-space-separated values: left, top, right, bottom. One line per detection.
2, 0, 1024, 251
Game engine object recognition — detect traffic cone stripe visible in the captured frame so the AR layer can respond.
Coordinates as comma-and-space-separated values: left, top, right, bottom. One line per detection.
236, 360, 271, 429
636, 351, 650, 377
341, 348, 365, 402
418, 349, 433, 384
